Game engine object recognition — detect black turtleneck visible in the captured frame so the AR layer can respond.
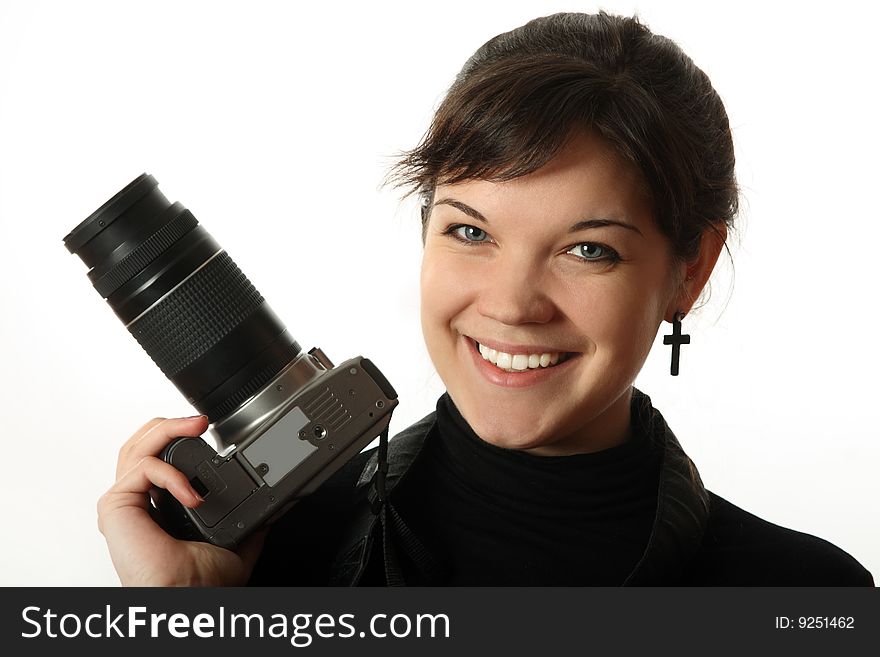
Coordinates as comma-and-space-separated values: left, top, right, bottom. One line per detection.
248, 389, 874, 586
370, 393, 662, 585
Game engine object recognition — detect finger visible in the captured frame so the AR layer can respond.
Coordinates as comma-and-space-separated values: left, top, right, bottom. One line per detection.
126, 415, 208, 461
106, 456, 203, 519
117, 415, 209, 479
121, 417, 168, 450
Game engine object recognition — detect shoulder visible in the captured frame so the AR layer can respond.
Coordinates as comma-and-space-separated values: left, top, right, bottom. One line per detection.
681, 491, 874, 586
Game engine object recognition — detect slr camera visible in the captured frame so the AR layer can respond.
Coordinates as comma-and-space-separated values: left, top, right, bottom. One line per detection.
63, 174, 397, 549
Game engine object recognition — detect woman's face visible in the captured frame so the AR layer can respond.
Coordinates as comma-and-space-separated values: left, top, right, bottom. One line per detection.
420, 130, 687, 456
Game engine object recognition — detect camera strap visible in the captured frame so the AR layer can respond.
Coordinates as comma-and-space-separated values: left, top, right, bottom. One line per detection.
370, 425, 446, 586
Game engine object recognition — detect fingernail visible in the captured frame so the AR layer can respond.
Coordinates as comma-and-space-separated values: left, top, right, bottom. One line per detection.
184, 414, 207, 420
185, 486, 205, 504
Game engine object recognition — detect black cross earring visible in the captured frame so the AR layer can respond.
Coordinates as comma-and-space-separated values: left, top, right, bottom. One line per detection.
663, 311, 690, 376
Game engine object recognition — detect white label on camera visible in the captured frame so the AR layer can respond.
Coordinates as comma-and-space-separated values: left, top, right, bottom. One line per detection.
242, 406, 315, 487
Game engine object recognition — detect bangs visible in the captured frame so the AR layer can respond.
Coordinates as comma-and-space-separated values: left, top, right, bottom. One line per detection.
387, 55, 667, 214
385, 11, 738, 263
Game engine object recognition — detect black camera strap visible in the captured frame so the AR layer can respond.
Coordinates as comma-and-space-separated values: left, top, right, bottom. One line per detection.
371, 425, 445, 586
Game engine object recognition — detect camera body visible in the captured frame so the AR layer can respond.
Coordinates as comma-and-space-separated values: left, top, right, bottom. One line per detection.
155, 350, 397, 550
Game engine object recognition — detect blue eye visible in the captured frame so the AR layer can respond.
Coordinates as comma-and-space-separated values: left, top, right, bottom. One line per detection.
566, 243, 620, 263
453, 225, 489, 242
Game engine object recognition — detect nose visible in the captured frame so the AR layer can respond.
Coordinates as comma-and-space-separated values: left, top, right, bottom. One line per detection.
475, 253, 556, 326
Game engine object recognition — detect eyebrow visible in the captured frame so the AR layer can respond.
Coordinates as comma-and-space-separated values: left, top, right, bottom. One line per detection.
433, 198, 644, 237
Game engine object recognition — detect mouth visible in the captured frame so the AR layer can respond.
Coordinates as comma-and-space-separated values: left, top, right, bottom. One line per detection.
468, 338, 578, 374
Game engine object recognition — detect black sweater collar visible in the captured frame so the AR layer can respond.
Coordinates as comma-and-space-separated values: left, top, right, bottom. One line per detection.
433, 392, 661, 517
355, 387, 711, 585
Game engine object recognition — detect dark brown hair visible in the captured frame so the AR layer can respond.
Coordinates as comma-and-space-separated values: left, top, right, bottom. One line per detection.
386, 11, 738, 277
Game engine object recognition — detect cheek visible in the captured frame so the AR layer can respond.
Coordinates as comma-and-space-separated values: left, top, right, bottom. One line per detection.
627, 275, 670, 355
419, 250, 471, 343
563, 272, 665, 362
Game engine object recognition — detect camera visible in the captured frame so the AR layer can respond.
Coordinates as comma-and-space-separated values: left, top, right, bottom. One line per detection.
63, 174, 397, 550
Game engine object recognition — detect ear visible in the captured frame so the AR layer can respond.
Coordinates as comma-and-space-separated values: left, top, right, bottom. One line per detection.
665, 223, 728, 322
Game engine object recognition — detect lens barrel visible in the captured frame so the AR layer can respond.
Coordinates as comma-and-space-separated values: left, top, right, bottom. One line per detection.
63, 174, 302, 422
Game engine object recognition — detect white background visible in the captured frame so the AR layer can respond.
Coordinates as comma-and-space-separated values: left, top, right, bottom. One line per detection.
0, 0, 876, 586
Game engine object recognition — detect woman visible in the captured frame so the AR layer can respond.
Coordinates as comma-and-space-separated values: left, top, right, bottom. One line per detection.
97, 11, 874, 586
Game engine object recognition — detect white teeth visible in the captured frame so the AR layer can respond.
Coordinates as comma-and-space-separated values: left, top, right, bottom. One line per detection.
476, 341, 568, 372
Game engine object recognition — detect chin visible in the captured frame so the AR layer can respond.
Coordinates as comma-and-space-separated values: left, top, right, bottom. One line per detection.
459, 402, 561, 451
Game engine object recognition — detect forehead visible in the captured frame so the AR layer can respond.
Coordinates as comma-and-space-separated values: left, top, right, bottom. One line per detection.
434, 130, 655, 233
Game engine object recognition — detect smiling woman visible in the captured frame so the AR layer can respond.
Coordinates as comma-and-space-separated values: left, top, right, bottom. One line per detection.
248, 12, 873, 586
94, 10, 874, 587
418, 131, 701, 456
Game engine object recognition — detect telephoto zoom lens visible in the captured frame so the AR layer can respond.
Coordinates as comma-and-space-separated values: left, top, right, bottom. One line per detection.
63, 173, 302, 423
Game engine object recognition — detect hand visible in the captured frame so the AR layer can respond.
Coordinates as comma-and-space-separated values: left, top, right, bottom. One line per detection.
97, 415, 267, 586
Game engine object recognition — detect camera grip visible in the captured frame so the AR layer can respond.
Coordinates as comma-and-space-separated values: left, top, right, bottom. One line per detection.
150, 436, 212, 542
154, 435, 263, 549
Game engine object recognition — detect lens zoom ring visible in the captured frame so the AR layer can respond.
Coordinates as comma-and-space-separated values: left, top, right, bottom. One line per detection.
93, 210, 199, 298
130, 252, 264, 377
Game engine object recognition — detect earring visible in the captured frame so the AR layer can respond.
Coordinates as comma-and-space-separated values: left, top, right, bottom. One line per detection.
663, 311, 690, 376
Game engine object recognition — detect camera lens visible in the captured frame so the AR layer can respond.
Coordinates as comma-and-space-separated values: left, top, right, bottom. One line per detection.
63, 173, 302, 422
